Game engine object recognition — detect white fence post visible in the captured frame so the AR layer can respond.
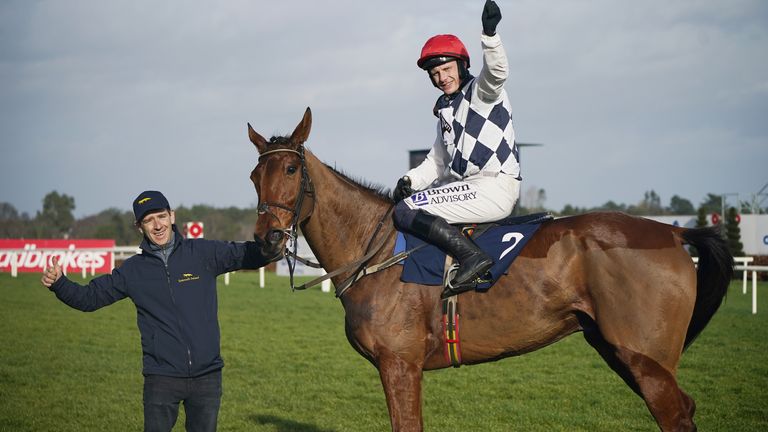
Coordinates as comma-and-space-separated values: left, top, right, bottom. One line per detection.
321, 274, 331, 293
739, 257, 752, 294
753, 270, 758, 315
259, 268, 265, 288
11, 252, 18, 277
743, 262, 749, 294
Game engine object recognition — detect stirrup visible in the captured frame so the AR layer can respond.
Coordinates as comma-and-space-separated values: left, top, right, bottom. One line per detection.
442, 265, 478, 298
451, 258, 492, 286
441, 283, 475, 299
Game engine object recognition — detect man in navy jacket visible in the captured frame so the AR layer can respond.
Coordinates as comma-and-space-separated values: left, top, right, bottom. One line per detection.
41, 191, 271, 432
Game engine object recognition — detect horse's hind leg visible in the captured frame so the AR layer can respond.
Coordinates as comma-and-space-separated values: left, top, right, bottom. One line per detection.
579, 315, 696, 432
613, 347, 696, 431
680, 389, 697, 422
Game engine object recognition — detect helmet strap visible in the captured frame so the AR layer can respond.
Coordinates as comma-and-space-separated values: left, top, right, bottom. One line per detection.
457, 60, 470, 83
426, 59, 470, 91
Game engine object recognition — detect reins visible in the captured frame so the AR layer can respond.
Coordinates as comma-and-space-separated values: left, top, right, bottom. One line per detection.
288, 203, 426, 298
256, 146, 422, 298
293, 205, 396, 298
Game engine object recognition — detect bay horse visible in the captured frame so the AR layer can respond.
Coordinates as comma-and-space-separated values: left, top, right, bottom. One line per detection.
246, 108, 733, 432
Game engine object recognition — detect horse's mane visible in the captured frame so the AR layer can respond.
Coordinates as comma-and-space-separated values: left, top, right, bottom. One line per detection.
265, 136, 393, 203
266, 136, 293, 148
326, 164, 393, 203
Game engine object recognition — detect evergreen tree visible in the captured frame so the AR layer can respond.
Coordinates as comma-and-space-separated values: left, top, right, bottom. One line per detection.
725, 207, 744, 257
695, 206, 708, 228
689, 207, 709, 257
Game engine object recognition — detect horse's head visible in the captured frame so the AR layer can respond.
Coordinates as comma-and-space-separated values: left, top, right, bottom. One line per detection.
247, 107, 314, 262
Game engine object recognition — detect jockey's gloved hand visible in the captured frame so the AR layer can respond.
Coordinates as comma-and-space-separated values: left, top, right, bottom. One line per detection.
393, 176, 414, 202
482, 0, 502, 36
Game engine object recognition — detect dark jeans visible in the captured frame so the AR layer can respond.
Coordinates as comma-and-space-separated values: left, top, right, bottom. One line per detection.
143, 369, 222, 432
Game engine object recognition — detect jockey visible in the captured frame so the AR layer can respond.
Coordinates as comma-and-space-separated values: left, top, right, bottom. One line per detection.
393, 0, 521, 297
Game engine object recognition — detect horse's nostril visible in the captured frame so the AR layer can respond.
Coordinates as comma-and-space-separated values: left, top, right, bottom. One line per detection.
266, 230, 283, 244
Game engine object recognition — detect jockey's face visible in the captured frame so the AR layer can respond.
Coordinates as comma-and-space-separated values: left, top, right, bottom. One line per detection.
429, 60, 460, 95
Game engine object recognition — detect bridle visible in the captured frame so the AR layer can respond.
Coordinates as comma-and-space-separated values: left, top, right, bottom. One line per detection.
255, 145, 404, 298
256, 145, 315, 290
256, 146, 315, 217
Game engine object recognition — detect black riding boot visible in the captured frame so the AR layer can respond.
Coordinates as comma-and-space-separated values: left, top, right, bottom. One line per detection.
410, 211, 494, 297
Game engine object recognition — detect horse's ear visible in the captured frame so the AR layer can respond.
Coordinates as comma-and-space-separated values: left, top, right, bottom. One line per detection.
289, 107, 312, 147
247, 123, 268, 154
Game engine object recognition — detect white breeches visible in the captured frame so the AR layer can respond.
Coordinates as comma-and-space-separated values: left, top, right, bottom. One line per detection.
402, 173, 521, 224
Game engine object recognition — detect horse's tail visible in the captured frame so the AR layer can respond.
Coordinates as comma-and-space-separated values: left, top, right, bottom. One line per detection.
681, 225, 733, 349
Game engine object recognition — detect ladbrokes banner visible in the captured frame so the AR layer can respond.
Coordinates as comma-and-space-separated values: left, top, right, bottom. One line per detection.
0, 239, 115, 273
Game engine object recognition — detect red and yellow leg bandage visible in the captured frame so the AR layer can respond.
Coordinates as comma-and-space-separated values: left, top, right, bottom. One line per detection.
442, 296, 461, 367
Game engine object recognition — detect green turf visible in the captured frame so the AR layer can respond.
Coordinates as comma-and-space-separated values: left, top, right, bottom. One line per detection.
1, 272, 766, 431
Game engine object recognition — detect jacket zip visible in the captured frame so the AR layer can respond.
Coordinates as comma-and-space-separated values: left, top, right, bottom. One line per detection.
162, 246, 193, 376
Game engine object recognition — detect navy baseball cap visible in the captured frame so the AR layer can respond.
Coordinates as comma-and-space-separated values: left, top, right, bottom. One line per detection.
133, 191, 171, 222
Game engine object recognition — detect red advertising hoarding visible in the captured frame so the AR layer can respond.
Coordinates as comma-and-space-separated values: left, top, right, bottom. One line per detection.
0, 239, 115, 274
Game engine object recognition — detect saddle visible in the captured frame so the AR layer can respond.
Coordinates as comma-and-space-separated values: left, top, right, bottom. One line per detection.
394, 212, 552, 368
394, 212, 553, 291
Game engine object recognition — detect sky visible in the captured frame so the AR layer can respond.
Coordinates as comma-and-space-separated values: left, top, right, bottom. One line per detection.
1, 0, 767, 218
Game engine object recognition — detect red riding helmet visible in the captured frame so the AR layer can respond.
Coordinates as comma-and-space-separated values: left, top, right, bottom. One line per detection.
417, 34, 470, 70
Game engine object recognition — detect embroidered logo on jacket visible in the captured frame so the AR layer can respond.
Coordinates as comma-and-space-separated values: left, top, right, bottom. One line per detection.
440, 113, 452, 134
177, 273, 200, 283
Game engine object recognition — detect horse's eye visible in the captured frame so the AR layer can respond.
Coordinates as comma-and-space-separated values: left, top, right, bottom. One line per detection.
286, 166, 297, 175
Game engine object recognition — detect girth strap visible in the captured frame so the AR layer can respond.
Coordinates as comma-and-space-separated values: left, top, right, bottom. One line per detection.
441, 255, 462, 367
442, 296, 461, 367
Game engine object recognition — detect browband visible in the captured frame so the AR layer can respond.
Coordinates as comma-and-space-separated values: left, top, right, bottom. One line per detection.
258, 148, 302, 158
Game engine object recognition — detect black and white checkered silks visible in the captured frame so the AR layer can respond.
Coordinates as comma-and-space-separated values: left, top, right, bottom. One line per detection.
403, 78, 522, 224
438, 78, 520, 180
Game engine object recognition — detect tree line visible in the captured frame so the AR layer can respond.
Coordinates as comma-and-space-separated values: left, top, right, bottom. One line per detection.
519, 189, 727, 217
0, 190, 760, 257
0, 191, 260, 245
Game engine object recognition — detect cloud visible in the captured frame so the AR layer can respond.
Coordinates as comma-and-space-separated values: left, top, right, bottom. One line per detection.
1, 0, 766, 218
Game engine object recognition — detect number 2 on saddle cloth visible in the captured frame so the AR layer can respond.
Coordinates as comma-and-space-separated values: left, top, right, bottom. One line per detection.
394, 212, 551, 291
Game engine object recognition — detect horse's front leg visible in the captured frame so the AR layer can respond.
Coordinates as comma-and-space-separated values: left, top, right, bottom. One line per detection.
378, 351, 424, 432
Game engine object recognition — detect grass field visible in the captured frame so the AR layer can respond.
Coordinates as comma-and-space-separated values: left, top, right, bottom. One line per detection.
1, 271, 767, 431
